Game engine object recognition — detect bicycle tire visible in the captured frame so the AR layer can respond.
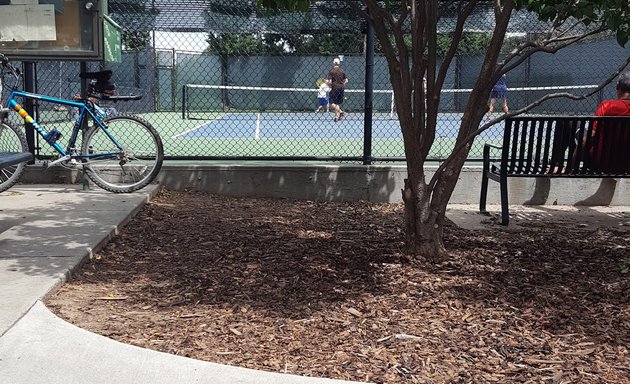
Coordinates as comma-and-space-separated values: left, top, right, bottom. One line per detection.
0, 121, 29, 193
81, 114, 163, 193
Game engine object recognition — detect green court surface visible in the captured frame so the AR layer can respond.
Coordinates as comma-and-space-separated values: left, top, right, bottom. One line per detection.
28, 111, 498, 161
143, 112, 500, 160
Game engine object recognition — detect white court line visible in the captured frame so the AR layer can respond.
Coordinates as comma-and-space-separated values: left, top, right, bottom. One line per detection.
171, 113, 260, 139
171, 124, 205, 139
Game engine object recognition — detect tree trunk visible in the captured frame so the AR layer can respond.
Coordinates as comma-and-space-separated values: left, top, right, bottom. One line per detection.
401, 174, 448, 263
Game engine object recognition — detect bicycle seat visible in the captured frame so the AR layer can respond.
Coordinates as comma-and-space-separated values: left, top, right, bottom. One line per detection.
79, 70, 112, 81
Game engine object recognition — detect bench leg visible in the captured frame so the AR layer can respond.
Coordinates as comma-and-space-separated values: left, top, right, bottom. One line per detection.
500, 174, 509, 225
480, 167, 489, 214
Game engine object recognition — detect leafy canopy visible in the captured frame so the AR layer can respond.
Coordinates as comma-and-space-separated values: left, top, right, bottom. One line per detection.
258, 0, 630, 46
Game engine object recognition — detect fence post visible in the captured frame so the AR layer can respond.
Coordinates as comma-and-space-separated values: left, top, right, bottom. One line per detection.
80, 62, 90, 191
23, 62, 36, 162
363, 10, 375, 165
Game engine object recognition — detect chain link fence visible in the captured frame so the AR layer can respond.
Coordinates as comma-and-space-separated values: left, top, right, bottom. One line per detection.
18, 1, 630, 162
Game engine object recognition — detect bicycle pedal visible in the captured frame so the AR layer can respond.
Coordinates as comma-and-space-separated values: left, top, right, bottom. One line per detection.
64, 159, 80, 169
46, 155, 72, 168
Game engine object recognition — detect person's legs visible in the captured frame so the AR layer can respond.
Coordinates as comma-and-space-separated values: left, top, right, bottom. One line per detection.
329, 88, 343, 121
487, 98, 496, 115
331, 103, 340, 114
317, 97, 327, 112
337, 89, 346, 119
501, 98, 509, 114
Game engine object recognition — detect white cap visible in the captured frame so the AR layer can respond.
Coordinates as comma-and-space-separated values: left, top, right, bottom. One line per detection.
333, 58, 340, 65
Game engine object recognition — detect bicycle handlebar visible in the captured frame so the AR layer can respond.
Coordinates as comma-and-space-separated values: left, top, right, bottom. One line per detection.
0, 53, 22, 80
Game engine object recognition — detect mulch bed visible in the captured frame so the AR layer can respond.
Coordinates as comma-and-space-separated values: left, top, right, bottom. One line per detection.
46, 190, 630, 383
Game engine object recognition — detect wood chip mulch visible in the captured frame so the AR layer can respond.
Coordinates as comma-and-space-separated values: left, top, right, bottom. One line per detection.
45, 190, 630, 383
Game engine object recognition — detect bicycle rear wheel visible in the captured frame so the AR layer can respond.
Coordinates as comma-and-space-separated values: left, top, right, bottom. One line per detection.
81, 114, 163, 193
0, 121, 29, 193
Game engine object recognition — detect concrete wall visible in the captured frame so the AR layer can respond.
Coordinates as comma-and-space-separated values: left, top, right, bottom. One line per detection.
18, 164, 630, 206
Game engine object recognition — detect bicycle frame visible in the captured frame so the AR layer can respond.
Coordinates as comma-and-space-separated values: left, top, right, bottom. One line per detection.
4, 89, 124, 161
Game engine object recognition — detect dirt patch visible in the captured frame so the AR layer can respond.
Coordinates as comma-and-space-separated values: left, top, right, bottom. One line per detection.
46, 190, 630, 383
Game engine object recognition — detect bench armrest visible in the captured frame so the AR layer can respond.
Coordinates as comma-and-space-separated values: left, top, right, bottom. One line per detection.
483, 143, 502, 165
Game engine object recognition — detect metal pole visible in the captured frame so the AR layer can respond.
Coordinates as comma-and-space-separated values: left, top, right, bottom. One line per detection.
80, 61, 90, 191
23, 62, 36, 163
363, 11, 375, 165
171, 48, 176, 110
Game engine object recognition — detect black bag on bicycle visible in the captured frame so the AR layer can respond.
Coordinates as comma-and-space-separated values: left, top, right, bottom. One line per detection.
80, 70, 116, 96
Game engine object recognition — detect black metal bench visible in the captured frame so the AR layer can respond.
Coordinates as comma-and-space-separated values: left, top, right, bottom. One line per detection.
0, 152, 32, 169
479, 115, 630, 225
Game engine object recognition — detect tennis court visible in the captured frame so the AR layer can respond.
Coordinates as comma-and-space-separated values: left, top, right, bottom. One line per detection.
174, 111, 501, 140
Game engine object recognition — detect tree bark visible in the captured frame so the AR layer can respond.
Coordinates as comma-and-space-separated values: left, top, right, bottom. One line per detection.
401, 176, 448, 262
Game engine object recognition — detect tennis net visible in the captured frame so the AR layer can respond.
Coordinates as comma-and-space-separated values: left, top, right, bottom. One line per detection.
183, 84, 395, 120
182, 83, 604, 120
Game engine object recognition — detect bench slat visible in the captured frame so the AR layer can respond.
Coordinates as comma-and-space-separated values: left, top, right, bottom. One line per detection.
0, 152, 33, 168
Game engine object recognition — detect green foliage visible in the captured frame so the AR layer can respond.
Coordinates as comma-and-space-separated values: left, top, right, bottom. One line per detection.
310, 33, 363, 55
206, 33, 264, 55
258, 0, 629, 47
437, 33, 494, 55
206, 32, 363, 55
122, 31, 151, 51
513, 0, 630, 46
258, 0, 312, 12
373, 32, 521, 56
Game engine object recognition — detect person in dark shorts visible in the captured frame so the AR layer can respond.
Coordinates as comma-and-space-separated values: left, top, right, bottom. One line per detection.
487, 73, 509, 116
327, 57, 348, 122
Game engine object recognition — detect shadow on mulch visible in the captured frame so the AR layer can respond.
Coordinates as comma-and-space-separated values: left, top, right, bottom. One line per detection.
99, 191, 404, 318
46, 190, 630, 383
444, 220, 628, 344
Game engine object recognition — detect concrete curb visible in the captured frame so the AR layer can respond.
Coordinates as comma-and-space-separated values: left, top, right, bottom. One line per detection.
0, 301, 360, 384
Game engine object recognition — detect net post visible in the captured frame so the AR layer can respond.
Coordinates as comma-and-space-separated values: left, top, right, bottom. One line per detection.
182, 84, 187, 120
390, 91, 395, 118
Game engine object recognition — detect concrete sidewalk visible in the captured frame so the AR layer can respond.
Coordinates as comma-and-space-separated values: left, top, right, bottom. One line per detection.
0, 184, 359, 384
0, 184, 159, 335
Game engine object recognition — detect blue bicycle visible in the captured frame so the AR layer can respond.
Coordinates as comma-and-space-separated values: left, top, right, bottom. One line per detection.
0, 53, 163, 193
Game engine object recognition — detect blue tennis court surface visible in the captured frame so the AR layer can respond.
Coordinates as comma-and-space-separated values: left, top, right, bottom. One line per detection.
177, 112, 499, 139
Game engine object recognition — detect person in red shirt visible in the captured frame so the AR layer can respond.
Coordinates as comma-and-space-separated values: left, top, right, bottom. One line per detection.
595, 72, 630, 116
586, 71, 630, 173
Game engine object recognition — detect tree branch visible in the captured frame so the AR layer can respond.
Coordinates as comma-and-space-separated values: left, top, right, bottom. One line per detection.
435, 0, 476, 91
501, 25, 607, 77
427, 57, 630, 193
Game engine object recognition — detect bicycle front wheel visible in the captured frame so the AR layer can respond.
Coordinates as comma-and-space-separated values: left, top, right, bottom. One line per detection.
0, 121, 29, 193
81, 114, 164, 193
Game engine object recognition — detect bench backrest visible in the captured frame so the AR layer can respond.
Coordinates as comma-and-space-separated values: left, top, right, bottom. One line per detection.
501, 116, 630, 176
